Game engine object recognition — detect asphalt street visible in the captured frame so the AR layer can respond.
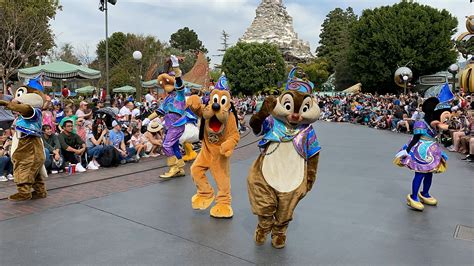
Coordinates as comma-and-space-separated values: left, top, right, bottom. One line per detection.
0, 122, 472, 265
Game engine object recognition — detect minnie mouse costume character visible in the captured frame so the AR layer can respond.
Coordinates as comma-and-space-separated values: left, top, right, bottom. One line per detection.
394, 94, 451, 211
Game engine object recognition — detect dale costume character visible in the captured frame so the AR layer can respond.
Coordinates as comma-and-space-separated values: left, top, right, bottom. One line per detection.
186, 75, 240, 218
394, 86, 452, 211
0, 78, 48, 201
247, 68, 321, 249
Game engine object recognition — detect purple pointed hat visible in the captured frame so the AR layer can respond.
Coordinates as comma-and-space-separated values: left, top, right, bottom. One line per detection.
285, 67, 314, 94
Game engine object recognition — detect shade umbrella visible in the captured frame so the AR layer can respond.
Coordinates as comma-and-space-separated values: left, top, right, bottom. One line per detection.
113, 85, 136, 93
18, 61, 101, 79
75, 85, 96, 94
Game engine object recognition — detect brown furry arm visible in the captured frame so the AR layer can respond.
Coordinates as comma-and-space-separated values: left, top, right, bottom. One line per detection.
249, 96, 276, 135
0, 100, 34, 117
306, 154, 320, 192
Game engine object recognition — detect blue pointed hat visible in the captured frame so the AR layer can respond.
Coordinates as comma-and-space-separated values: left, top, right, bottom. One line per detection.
285, 67, 314, 94
26, 76, 44, 92
435, 83, 454, 110
215, 73, 230, 92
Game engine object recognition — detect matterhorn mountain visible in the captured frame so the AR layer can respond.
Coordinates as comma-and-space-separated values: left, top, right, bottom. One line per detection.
240, 0, 313, 62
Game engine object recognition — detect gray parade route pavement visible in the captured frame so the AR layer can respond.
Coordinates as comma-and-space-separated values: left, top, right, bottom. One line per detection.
0, 122, 472, 265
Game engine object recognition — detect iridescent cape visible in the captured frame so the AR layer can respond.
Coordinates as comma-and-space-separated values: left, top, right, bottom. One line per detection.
258, 116, 321, 160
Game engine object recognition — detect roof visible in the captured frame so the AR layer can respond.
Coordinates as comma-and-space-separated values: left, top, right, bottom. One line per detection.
76, 85, 97, 94
18, 61, 101, 80
182, 51, 210, 88
113, 85, 136, 93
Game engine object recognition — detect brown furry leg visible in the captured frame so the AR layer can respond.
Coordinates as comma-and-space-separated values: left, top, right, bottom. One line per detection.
255, 215, 274, 245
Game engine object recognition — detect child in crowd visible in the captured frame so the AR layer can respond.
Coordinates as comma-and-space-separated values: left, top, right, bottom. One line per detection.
59, 107, 77, 133
130, 127, 146, 158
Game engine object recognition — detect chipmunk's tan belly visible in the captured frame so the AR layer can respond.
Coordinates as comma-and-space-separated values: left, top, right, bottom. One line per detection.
262, 142, 305, 192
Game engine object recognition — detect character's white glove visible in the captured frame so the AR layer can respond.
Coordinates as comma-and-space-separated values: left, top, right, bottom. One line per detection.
170, 55, 179, 68
142, 118, 151, 126
395, 150, 409, 158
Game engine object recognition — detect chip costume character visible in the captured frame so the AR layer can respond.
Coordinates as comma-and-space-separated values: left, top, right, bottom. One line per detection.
0, 78, 48, 201
247, 68, 321, 249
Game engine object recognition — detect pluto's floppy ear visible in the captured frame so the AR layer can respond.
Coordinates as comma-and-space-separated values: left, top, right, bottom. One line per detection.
230, 102, 239, 128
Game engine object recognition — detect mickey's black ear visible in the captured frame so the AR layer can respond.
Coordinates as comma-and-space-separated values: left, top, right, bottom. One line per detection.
422, 97, 439, 114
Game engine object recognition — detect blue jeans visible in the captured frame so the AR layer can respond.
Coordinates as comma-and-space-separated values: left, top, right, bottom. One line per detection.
119, 147, 137, 161
88, 145, 105, 159
44, 148, 52, 170
0, 156, 12, 176
391, 118, 400, 129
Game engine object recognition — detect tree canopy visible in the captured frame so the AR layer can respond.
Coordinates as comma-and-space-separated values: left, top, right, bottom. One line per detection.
0, 0, 61, 92
316, 7, 357, 73
222, 42, 285, 95
347, 1, 458, 92
298, 58, 330, 90
169, 27, 208, 54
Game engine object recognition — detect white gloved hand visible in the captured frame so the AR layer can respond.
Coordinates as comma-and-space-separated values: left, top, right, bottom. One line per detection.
170, 55, 179, 68
142, 118, 151, 126
395, 150, 409, 158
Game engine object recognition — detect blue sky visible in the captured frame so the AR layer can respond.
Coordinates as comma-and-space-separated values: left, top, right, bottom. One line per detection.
51, 0, 474, 66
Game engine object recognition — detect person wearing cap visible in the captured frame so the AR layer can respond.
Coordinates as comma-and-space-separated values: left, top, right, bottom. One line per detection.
59, 107, 77, 133
109, 120, 137, 163
76, 101, 92, 119
143, 120, 163, 157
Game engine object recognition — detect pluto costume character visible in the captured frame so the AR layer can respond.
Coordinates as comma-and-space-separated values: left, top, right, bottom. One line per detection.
187, 75, 240, 218
247, 68, 321, 249
394, 85, 452, 211
0, 78, 48, 201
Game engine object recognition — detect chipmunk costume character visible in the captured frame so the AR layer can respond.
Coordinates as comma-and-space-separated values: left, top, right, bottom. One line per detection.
247, 68, 321, 249
0, 78, 48, 201
394, 85, 452, 211
187, 75, 240, 218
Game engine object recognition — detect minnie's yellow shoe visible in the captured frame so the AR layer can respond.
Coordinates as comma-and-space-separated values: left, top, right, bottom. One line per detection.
182, 143, 198, 162
406, 194, 424, 211
210, 203, 233, 218
191, 194, 215, 210
418, 192, 438, 206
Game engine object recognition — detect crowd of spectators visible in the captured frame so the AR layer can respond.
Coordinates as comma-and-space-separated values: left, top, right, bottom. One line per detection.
316, 92, 474, 162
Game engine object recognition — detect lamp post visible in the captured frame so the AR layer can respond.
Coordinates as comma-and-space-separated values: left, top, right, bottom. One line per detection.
448, 63, 459, 93
133, 50, 143, 102
402, 75, 408, 95
99, 0, 117, 105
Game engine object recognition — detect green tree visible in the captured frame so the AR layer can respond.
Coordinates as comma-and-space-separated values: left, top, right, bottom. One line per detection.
96, 32, 128, 69
348, 1, 457, 93
169, 27, 208, 53
316, 7, 357, 72
53, 43, 80, 65
222, 42, 285, 95
0, 0, 61, 92
298, 58, 330, 90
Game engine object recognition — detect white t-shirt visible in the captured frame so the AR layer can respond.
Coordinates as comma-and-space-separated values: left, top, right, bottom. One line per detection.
119, 106, 132, 117
131, 108, 140, 117
145, 93, 155, 103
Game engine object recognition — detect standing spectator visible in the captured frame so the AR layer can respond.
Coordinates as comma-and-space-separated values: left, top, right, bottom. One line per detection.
58, 120, 87, 172
145, 88, 156, 104
42, 125, 63, 174
0, 87, 14, 130
110, 99, 119, 115
42, 100, 56, 133
108, 120, 137, 163
61, 85, 70, 98
0, 128, 13, 181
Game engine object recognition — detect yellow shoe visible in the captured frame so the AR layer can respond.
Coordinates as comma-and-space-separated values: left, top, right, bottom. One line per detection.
191, 194, 215, 210
210, 203, 233, 218
182, 143, 198, 162
418, 192, 438, 206
160, 156, 183, 179
406, 194, 424, 211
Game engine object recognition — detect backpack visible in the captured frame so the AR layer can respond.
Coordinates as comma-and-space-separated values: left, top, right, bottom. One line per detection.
97, 145, 121, 167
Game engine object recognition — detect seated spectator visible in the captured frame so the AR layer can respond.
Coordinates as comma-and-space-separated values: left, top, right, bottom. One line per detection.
76, 101, 92, 119
119, 101, 134, 121
460, 109, 474, 161
0, 128, 13, 182
59, 107, 77, 133
76, 117, 87, 142
130, 127, 146, 158
42, 125, 63, 174
58, 120, 87, 172
108, 120, 137, 163
143, 120, 163, 157
85, 123, 108, 170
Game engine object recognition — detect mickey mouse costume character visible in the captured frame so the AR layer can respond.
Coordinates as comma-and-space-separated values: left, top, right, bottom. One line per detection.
394, 85, 452, 211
